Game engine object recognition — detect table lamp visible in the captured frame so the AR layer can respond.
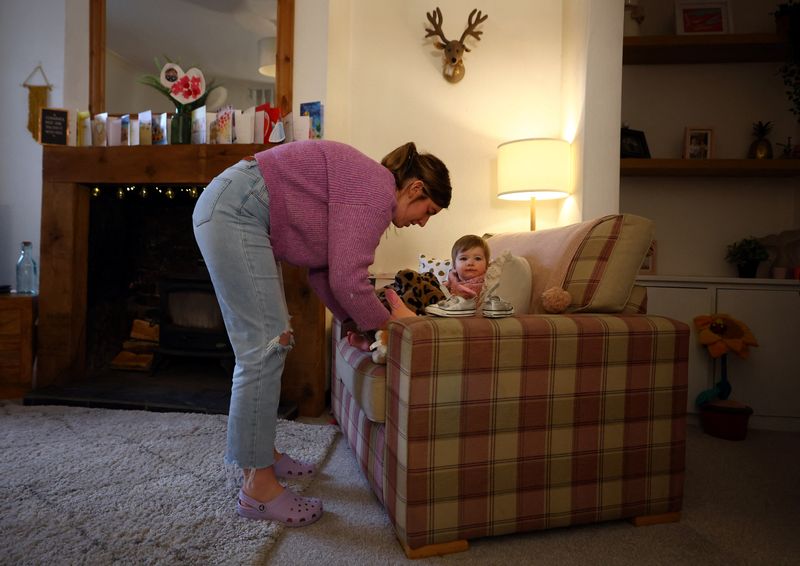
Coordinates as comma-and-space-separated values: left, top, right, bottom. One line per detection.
497, 138, 571, 230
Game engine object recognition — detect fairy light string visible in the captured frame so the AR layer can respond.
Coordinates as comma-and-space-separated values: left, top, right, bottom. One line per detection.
89, 185, 205, 200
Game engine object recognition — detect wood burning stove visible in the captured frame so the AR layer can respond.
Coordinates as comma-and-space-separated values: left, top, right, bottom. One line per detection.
158, 276, 232, 357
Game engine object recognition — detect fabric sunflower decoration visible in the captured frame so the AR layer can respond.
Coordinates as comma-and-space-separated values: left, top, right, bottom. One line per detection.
693, 314, 758, 406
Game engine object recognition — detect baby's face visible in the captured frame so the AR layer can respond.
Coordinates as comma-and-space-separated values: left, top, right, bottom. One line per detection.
455, 246, 487, 281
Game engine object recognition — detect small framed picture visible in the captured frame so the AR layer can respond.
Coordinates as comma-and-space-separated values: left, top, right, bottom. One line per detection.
39, 107, 70, 146
640, 240, 657, 275
684, 127, 714, 159
675, 1, 732, 35
620, 127, 651, 158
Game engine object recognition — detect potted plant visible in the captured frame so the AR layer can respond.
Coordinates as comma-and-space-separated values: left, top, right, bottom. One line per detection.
774, 2, 800, 121
725, 236, 769, 277
747, 120, 774, 159
693, 314, 759, 441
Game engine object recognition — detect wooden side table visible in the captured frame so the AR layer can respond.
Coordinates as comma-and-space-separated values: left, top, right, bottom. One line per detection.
0, 294, 37, 389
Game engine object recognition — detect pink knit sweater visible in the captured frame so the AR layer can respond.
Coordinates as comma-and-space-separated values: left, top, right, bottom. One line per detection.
255, 140, 396, 331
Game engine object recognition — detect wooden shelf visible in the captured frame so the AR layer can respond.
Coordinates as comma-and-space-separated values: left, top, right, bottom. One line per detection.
623, 33, 786, 65
43, 144, 272, 184
621, 158, 800, 177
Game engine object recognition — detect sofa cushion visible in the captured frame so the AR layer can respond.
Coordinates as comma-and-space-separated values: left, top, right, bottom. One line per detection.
484, 251, 531, 314
564, 214, 654, 312
334, 335, 387, 423
622, 284, 648, 314
488, 214, 653, 314
418, 255, 451, 286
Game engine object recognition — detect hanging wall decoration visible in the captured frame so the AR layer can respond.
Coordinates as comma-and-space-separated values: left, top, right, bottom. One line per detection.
22, 64, 53, 141
424, 7, 488, 84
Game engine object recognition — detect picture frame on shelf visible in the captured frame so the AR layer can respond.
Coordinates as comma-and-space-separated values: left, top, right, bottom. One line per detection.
675, 1, 732, 35
684, 127, 714, 159
621, 127, 651, 158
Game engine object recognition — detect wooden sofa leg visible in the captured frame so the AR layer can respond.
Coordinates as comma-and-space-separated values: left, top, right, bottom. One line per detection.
629, 511, 681, 527
400, 539, 469, 559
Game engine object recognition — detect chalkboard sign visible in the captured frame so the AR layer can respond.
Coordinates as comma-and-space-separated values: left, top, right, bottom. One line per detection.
39, 108, 69, 145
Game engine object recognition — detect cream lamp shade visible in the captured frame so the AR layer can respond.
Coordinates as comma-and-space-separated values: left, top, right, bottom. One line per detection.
497, 138, 571, 201
258, 37, 277, 77
497, 138, 571, 230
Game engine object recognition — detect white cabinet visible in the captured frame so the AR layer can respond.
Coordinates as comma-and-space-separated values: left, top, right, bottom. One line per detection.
638, 276, 800, 431
716, 288, 800, 424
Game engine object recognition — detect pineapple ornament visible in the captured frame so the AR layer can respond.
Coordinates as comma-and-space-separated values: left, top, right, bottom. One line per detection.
747, 120, 774, 159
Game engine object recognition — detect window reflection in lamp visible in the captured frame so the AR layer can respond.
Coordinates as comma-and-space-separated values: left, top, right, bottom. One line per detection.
496, 138, 571, 231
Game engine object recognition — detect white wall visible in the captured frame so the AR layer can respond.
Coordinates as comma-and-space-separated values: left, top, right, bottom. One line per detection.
0, 0, 73, 288
324, 0, 600, 275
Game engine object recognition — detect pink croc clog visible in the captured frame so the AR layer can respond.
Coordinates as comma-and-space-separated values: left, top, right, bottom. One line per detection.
273, 455, 316, 479
236, 488, 323, 527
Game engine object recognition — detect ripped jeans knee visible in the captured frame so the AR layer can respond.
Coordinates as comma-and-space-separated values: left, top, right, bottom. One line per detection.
270, 329, 294, 351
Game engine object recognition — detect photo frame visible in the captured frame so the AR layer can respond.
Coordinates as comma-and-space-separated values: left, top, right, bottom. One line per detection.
639, 240, 657, 275
684, 127, 714, 159
675, 1, 732, 35
620, 127, 651, 158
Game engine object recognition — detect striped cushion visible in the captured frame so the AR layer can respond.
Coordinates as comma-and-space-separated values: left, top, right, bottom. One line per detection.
564, 214, 654, 313
623, 284, 648, 314
380, 314, 688, 549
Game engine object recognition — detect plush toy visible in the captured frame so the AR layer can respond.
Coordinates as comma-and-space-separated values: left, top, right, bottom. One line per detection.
347, 271, 443, 364
369, 329, 388, 364
376, 269, 446, 315
541, 287, 572, 314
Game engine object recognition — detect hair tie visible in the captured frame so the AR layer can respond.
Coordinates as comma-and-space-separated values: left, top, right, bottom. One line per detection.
404, 147, 417, 174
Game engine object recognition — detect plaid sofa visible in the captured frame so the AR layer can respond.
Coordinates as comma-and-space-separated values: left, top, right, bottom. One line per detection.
332, 215, 689, 555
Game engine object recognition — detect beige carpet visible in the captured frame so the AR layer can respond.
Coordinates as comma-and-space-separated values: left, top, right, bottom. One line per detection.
0, 402, 338, 565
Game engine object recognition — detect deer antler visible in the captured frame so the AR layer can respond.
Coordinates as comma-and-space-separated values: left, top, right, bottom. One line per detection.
425, 7, 449, 49
459, 9, 488, 52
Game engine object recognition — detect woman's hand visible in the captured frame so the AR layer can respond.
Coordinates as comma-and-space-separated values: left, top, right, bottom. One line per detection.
385, 288, 417, 319
346, 331, 372, 351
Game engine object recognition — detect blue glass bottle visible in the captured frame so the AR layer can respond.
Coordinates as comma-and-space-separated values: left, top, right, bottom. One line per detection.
15, 241, 38, 295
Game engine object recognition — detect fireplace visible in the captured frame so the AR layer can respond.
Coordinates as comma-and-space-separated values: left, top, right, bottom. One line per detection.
32, 145, 327, 417
158, 276, 232, 357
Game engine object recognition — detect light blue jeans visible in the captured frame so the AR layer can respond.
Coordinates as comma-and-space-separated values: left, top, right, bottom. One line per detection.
192, 159, 291, 470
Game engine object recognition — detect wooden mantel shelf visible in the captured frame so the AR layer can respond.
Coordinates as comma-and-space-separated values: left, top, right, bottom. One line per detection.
43, 144, 272, 184
623, 33, 786, 65
621, 158, 800, 177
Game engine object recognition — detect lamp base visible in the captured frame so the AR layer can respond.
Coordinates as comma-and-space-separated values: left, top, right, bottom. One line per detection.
530, 199, 536, 231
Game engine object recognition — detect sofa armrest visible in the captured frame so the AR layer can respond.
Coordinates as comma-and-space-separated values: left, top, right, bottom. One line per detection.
382, 313, 689, 549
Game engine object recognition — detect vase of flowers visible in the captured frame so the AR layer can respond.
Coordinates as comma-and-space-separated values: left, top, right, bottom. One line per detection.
693, 314, 759, 440
139, 58, 222, 144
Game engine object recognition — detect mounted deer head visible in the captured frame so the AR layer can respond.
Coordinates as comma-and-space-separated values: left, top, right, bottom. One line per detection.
425, 7, 488, 84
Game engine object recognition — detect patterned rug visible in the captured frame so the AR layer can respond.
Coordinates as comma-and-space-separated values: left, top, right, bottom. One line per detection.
0, 402, 338, 565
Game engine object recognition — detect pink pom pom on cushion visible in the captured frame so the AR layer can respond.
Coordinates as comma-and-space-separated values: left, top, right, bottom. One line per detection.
541, 287, 572, 314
